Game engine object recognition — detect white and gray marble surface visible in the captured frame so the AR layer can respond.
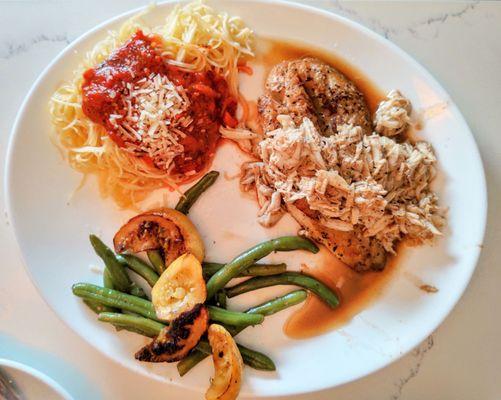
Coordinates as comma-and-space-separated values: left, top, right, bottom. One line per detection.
0, 1, 500, 399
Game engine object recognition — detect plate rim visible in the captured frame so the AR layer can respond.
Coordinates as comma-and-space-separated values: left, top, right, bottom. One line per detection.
4, 0, 488, 397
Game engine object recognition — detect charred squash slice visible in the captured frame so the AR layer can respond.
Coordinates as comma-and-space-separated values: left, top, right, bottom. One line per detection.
135, 304, 208, 363
113, 208, 204, 266
205, 324, 243, 400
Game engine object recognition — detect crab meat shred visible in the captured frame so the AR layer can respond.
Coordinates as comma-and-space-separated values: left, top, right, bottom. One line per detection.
241, 115, 444, 253
373, 90, 412, 137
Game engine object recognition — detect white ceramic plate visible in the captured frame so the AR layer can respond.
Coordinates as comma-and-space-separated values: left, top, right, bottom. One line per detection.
5, 0, 487, 397
0, 359, 72, 400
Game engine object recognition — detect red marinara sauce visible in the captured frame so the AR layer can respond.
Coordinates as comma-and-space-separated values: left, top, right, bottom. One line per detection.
81, 30, 237, 176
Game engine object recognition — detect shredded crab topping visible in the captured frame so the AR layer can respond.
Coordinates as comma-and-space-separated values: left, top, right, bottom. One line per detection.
374, 89, 412, 137
110, 72, 192, 170
241, 114, 444, 253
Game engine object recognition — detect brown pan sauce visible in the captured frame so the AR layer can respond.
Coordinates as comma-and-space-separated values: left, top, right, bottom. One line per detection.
284, 248, 401, 339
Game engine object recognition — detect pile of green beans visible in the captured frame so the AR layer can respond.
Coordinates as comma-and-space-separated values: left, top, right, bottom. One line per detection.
96, 312, 275, 371
73, 283, 263, 327
74, 283, 291, 373
206, 236, 319, 299
74, 171, 343, 379
80, 171, 224, 316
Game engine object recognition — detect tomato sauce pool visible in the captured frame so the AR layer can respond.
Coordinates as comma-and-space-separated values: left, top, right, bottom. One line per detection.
81, 30, 237, 177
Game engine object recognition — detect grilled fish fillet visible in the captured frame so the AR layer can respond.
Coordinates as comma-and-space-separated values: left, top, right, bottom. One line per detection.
258, 57, 386, 271
288, 203, 386, 272
258, 57, 372, 136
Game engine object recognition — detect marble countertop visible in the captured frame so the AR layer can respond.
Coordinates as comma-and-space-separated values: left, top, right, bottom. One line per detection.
1, 1, 500, 399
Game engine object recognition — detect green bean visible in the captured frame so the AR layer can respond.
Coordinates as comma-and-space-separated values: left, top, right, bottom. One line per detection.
129, 283, 147, 299
236, 343, 276, 371
241, 263, 287, 276
206, 236, 318, 299
97, 255, 148, 298
89, 235, 132, 292
194, 340, 212, 355
103, 268, 115, 289
115, 325, 147, 336
122, 310, 143, 317
225, 290, 308, 337
244, 289, 307, 317
98, 312, 165, 338
72, 283, 161, 322
82, 267, 116, 315
104, 264, 147, 317
177, 290, 306, 375
83, 300, 112, 314
195, 340, 275, 371
202, 262, 287, 279
102, 268, 124, 328
178, 350, 208, 377
215, 290, 227, 309
208, 306, 263, 327
147, 250, 165, 274
226, 272, 339, 308
175, 171, 219, 214
84, 268, 114, 314
118, 254, 159, 287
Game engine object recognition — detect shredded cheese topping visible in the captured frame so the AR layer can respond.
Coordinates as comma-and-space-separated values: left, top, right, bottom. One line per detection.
111, 73, 191, 171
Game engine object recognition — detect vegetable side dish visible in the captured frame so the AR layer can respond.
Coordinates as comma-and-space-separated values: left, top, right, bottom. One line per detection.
72, 170, 336, 399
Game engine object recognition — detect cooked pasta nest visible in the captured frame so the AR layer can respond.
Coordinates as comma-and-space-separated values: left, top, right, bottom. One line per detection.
49, 1, 254, 208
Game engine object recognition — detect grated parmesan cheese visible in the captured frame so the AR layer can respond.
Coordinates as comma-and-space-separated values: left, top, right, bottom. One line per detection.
110, 73, 192, 170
